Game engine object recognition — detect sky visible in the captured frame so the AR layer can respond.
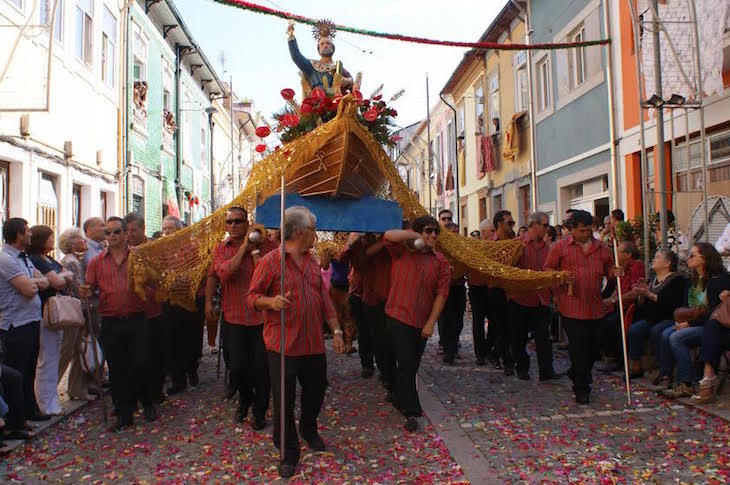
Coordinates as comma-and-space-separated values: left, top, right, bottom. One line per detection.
174, 0, 508, 127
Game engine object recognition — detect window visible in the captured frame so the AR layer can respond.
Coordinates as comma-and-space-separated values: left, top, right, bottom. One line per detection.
446, 121, 454, 168
457, 102, 465, 138
519, 185, 531, 226
41, 0, 64, 42
492, 193, 503, 215
475, 82, 485, 134
461, 203, 468, 235
183, 88, 192, 163
488, 75, 500, 134
131, 176, 145, 217
101, 7, 116, 87
162, 58, 173, 112
37, 173, 58, 234
72, 184, 82, 227
536, 56, 551, 112
200, 128, 207, 168
0, 162, 9, 229
514, 51, 528, 112
478, 196, 487, 223
568, 25, 586, 90
133, 25, 148, 82
100, 191, 108, 221
75, 0, 93, 65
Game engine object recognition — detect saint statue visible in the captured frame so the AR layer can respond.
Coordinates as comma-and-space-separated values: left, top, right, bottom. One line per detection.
287, 20, 355, 97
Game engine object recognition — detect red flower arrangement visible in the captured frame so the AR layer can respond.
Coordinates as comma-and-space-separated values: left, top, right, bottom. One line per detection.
255, 126, 271, 138
273, 87, 400, 147
255, 144, 267, 153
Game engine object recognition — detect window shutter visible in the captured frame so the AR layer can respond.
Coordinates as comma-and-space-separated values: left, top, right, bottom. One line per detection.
584, 7, 603, 78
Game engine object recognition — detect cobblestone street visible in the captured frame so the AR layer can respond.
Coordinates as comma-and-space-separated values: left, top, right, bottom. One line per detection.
4, 317, 730, 483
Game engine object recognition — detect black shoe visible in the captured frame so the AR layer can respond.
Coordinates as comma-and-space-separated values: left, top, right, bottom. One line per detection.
385, 391, 396, 403
539, 373, 562, 381
252, 416, 266, 431
361, 367, 375, 379
489, 357, 503, 370
167, 384, 186, 396
575, 393, 590, 405
143, 405, 158, 422
475, 356, 486, 366
224, 383, 236, 400
278, 462, 296, 478
28, 413, 52, 422
235, 405, 248, 423
503, 366, 515, 377
188, 371, 199, 387
404, 417, 418, 432
2, 429, 35, 440
517, 370, 530, 380
108, 417, 133, 432
303, 432, 326, 452
443, 354, 455, 365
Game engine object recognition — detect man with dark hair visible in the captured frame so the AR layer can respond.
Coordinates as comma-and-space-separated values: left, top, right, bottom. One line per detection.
438, 209, 453, 225
0, 218, 50, 423
487, 210, 516, 374
610, 209, 624, 223
80, 217, 152, 430
563, 208, 578, 230
545, 210, 618, 404
212, 206, 271, 428
383, 215, 450, 432
82, 217, 106, 265
438, 222, 466, 365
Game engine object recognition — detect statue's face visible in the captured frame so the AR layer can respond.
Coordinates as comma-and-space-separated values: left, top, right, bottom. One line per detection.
317, 37, 335, 57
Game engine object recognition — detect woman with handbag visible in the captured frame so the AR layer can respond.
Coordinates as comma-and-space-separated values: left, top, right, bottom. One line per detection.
692, 289, 730, 403
58, 228, 97, 401
659, 243, 729, 398
29, 225, 75, 415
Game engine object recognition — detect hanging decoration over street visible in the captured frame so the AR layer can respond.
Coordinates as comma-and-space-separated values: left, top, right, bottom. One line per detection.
211, 0, 610, 51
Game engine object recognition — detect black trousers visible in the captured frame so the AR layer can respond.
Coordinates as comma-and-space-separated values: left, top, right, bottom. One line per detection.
601, 311, 623, 361
101, 314, 152, 421
268, 352, 327, 464
350, 295, 373, 370
168, 305, 202, 387
147, 315, 167, 400
227, 323, 269, 419
487, 288, 513, 368
509, 304, 555, 377
364, 301, 395, 389
388, 317, 427, 418
0, 321, 40, 419
468, 285, 489, 358
0, 364, 24, 430
440, 285, 466, 357
563, 317, 603, 395
700, 319, 730, 370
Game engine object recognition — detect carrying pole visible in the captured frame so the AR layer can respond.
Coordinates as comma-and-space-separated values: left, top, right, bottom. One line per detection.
612, 239, 632, 407
279, 172, 286, 462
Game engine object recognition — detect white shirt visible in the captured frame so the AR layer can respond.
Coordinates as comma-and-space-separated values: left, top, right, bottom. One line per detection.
715, 222, 730, 270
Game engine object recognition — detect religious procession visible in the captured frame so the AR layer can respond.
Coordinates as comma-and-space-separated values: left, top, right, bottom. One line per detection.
2, 0, 730, 483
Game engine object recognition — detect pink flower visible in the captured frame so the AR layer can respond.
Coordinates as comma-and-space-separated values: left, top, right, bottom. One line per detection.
389, 135, 403, 143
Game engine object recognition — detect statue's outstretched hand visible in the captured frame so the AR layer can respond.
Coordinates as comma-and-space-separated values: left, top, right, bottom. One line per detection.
287, 21, 295, 39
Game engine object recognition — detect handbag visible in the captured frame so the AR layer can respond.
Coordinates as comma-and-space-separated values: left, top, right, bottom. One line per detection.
79, 334, 103, 375
43, 295, 85, 329
673, 306, 705, 323
711, 299, 730, 327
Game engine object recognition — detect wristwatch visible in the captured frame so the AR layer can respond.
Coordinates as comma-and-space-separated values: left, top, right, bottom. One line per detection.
333, 329, 343, 336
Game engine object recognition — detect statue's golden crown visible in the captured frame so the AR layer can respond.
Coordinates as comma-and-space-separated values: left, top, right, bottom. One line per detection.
312, 19, 337, 41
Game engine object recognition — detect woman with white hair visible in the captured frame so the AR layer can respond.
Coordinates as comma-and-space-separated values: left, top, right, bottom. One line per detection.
58, 227, 96, 401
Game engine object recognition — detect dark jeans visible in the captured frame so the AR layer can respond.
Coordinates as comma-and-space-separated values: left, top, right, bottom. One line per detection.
468, 285, 489, 358
364, 301, 395, 389
169, 305, 203, 387
701, 319, 730, 370
669, 326, 703, 384
147, 315, 167, 400
0, 321, 40, 419
487, 287, 513, 368
657, 323, 678, 377
101, 314, 152, 421
228, 323, 269, 419
388, 317, 427, 418
268, 352, 327, 465
350, 295, 373, 370
440, 285, 466, 357
650, 320, 675, 373
509, 303, 554, 377
0, 364, 24, 430
563, 317, 603, 395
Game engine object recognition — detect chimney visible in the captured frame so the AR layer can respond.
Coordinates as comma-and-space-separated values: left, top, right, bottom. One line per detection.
19, 114, 30, 137
96, 150, 102, 166
63, 141, 73, 159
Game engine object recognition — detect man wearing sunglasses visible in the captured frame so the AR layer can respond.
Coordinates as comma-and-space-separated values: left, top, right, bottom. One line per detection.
438, 209, 453, 225
507, 212, 558, 381
81, 217, 150, 431
383, 216, 451, 433
486, 211, 516, 375
211, 206, 270, 430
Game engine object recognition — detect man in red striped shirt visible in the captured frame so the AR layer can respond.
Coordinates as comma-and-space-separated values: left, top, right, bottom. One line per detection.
487, 210, 516, 374
507, 211, 558, 381
544, 209, 618, 404
212, 206, 271, 429
80, 217, 151, 431
384, 216, 451, 432
248, 206, 345, 479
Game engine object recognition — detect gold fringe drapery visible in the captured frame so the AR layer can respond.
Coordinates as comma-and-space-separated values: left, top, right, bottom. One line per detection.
129, 96, 567, 309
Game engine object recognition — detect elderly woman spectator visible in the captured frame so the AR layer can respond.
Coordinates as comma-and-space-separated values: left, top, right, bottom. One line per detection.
58, 228, 96, 401
29, 225, 75, 415
625, 249, 685, 378
659, 243, 729, 398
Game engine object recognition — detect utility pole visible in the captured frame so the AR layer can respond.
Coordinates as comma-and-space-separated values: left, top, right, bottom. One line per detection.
651, 0, 669, 249
229, 75, 235, 203
426, 74, 433, 216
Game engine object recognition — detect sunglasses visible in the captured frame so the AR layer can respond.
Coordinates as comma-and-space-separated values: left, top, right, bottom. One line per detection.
506, 220, 516, 227
424, 227, 441, 235
225, 218, 247, 225
105, 228, 123, 236
440, 216, 453, 222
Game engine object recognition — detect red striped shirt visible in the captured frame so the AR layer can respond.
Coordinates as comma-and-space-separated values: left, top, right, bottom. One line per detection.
385, 242, 451, 329
348, 267, 362, 297
86, 248, 144, 317
360, 248, 392, 306
248, 250, 337, 356
212, 237, 272, 326
510, 235, 551, 307
544, 236, 615, 320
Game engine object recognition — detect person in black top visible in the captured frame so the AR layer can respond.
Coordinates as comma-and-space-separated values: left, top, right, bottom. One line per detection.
626, 249, 685, 378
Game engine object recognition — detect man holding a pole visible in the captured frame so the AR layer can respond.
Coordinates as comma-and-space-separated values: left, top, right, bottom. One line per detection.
249, 206, 345, 479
